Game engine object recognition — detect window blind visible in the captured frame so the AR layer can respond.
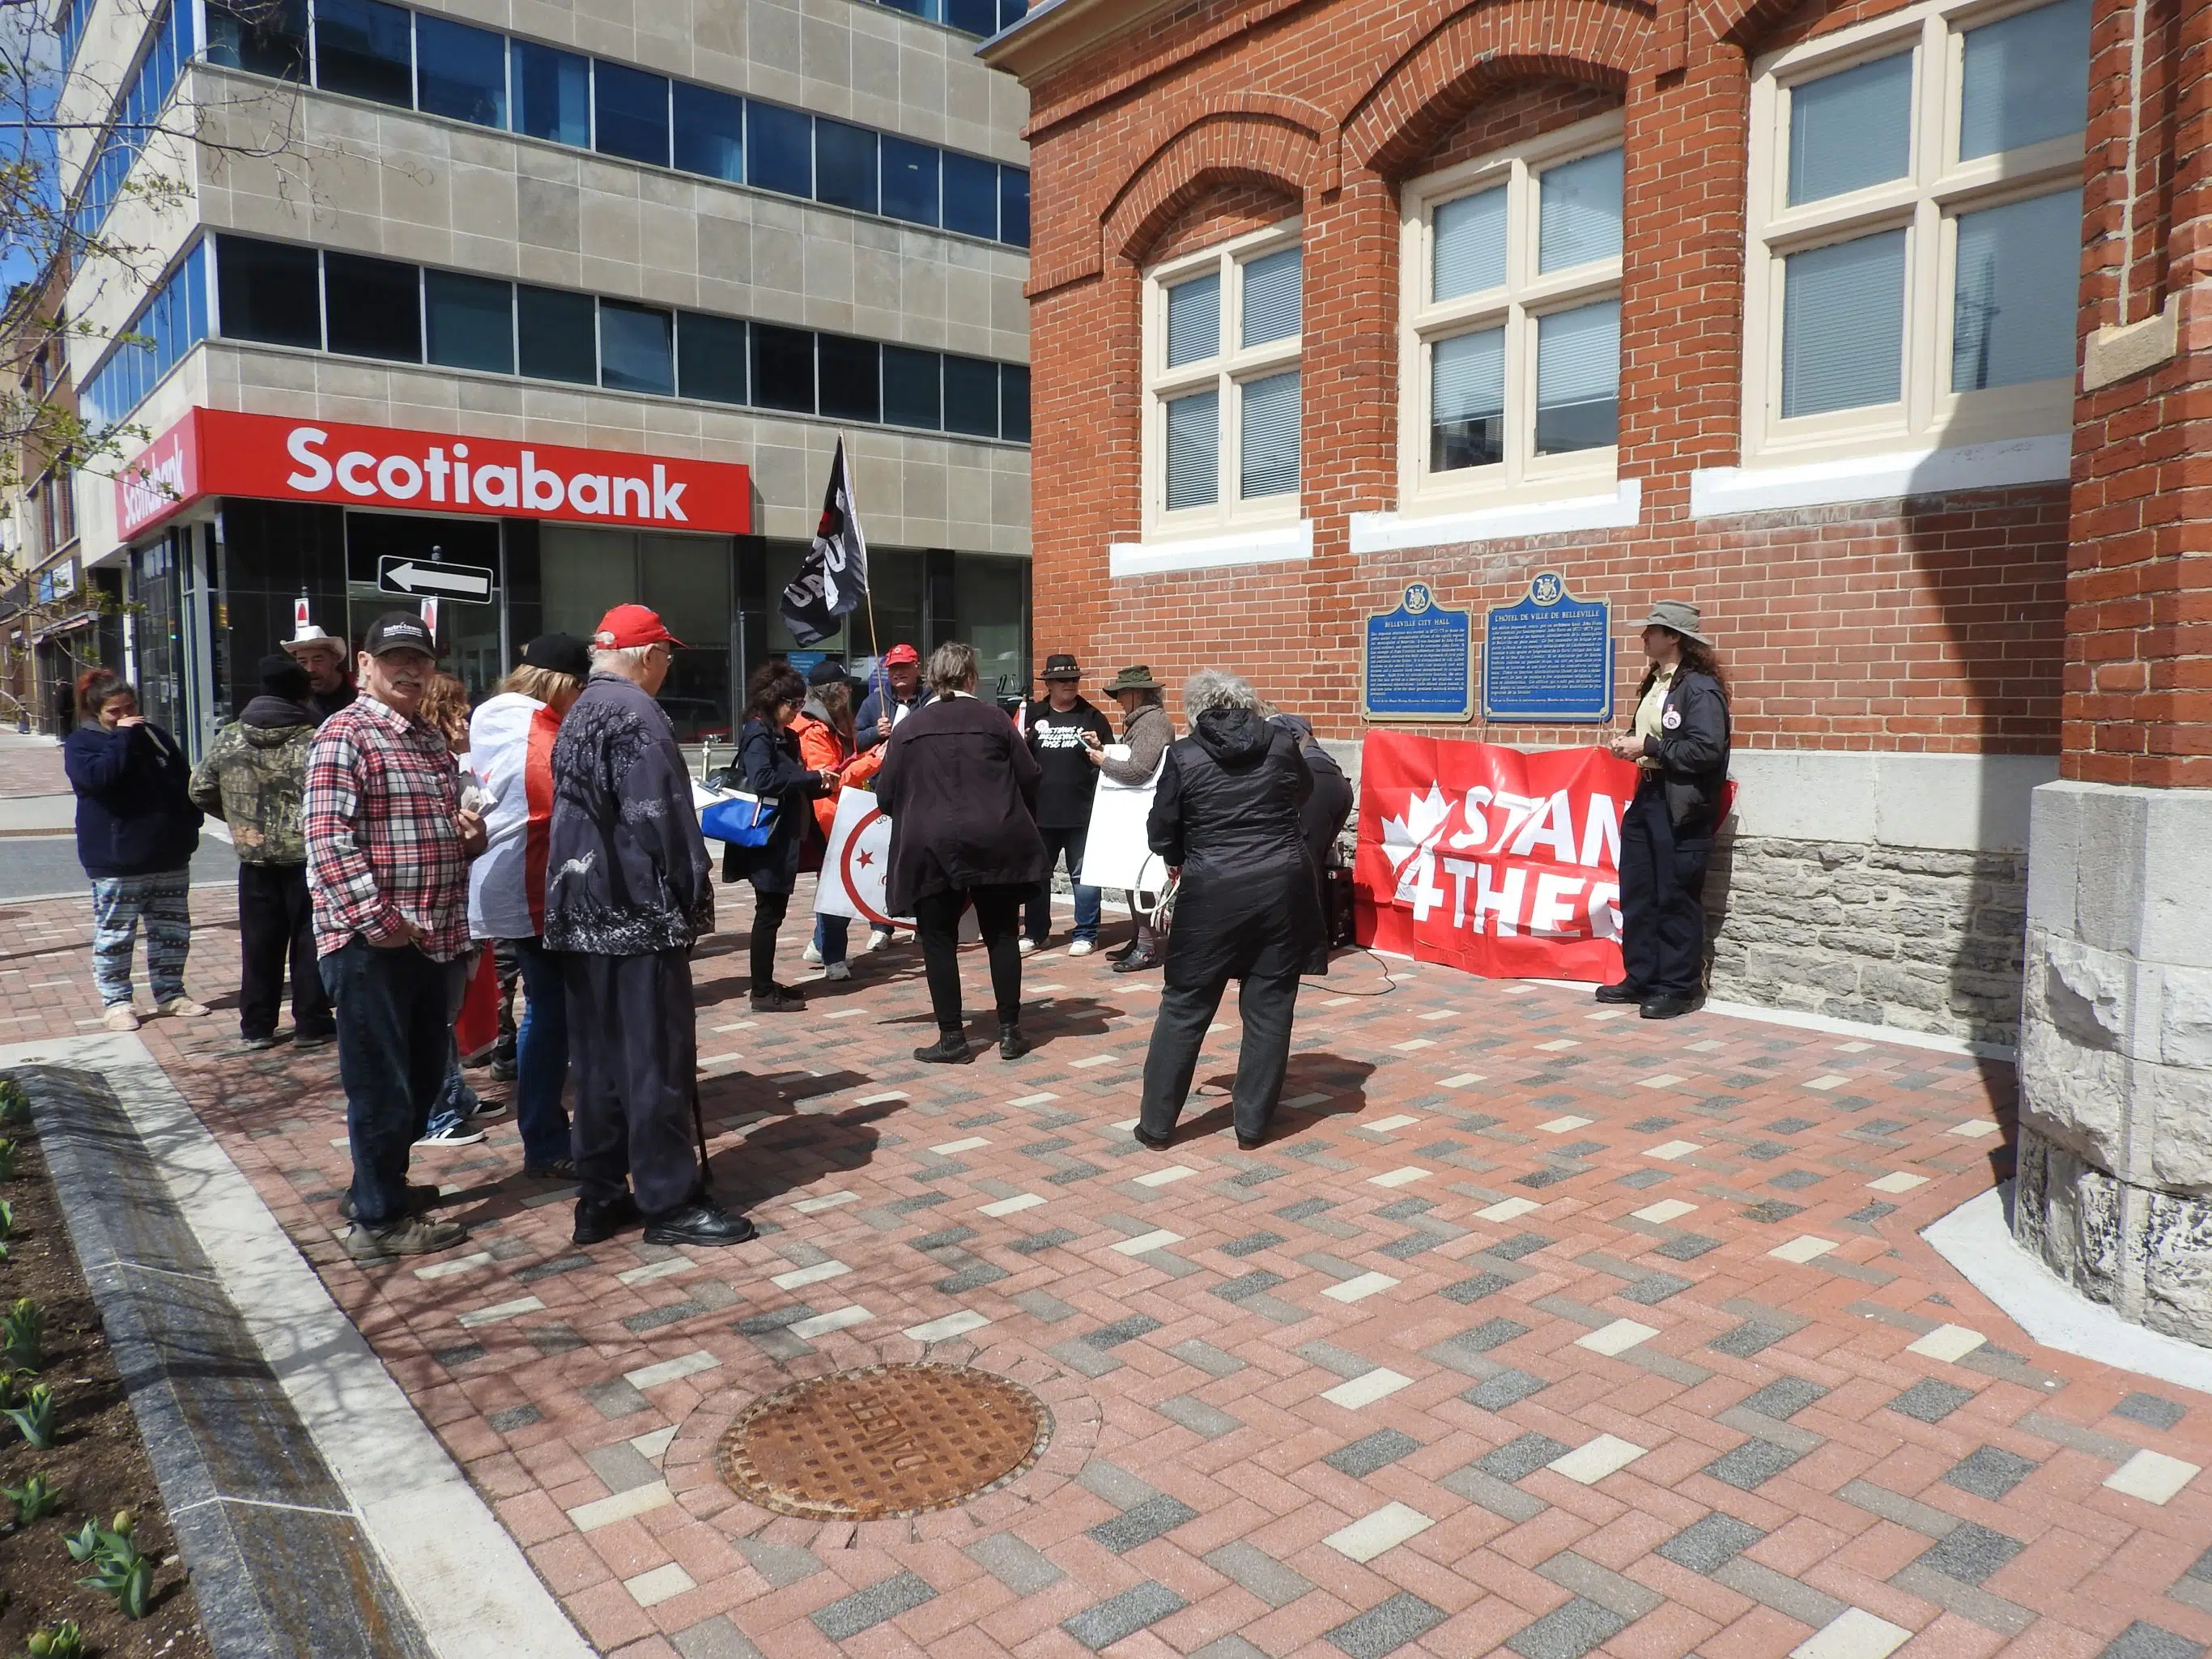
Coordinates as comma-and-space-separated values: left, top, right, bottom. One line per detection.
1959, 0, 2091, 160
1167, 274, 1221, 368
1538, 149, 1623, 274
1535, 300, 1620, 453
1240, 371, 1300, 498
1952, 187, 2080, 392
1781, 228, 1907, 417
1429, 327, 1505, 472
1433, 185, 1507, 300
1788, 53, 1912, 205
1165, 391, 1221, 509
1240, 249, 1303, 348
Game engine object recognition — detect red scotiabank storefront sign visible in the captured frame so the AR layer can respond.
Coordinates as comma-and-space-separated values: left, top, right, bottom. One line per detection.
1355, 730, 1641, 983
114, 408, 752, 540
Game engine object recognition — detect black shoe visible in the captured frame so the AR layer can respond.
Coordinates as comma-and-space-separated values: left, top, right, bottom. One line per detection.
489, 1059, 517, 1083
240, 1032, 283, 1052
573, 1193, 642, 1245
1593, 980, 1643, 1004
1107, 938, 1138, 963
293, 1027, 336, 1049
1132, 1124, 1173, 1150
339, 1181, 440, 1222
1112, 947, 1160, 974
913, 1033, 972, 1064
642, 1200, 759, 1248
998, 1025, 1032, 1061
1236, 1130, 1266, 1151
751, 985, 803, 1013
522, 1158, 578, 1180
1640, 993, 1699, 1020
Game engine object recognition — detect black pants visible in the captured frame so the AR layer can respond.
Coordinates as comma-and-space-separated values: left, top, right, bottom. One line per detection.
321, 939, 459, 1226
563, 949, 700, 1215
1139, 972, 1300, 1142
749, 887, 789, 993
237, 861, 331, 1040
914, 884, 1024, 1035
1619, 782, 1712, 998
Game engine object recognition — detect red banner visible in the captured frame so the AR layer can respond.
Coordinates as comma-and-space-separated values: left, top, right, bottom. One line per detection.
115, 408, 753, 539
1355, 730, 1641, 983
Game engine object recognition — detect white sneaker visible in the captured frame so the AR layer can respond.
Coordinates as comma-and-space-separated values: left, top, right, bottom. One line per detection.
866, 929, 892, 953
1067, 939, 1095, 957
823, 960, 852, 981
802, 942, 823, 965
101, 1003, 141, 1032
158, 998, 211, 1019
1018, 937, 1038, 956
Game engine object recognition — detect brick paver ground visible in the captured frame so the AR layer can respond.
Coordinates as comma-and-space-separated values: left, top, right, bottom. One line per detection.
4, 880, 2209, 1659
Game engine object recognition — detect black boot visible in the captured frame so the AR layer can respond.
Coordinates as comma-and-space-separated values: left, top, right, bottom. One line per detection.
1132, 1123, 1173, 1149
642, 1198, 758, 1247
573, 1192, 643, 1245
1112, 945, 1161, 974
751, 984, 803, 1013
1640, 992, 1699, 1020
1593, 979, 1642, 1004
339, 1182, 440, 1222
913, 1031, 972, 1064
998, 1024, 1032, 1061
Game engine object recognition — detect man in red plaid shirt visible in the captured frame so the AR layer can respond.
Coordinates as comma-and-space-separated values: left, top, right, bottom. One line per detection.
305, 612, 487, 1258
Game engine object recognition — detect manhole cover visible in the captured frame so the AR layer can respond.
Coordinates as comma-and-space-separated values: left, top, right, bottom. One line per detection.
717, 1363, 1051, 1520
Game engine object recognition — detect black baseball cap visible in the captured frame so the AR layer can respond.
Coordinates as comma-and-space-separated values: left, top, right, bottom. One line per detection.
807, 657, 857, 688
363, 611, 440, 658
521, 632, 592, 679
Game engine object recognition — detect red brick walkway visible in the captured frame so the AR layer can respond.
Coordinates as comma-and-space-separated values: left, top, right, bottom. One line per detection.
3, 885, 2207, 1659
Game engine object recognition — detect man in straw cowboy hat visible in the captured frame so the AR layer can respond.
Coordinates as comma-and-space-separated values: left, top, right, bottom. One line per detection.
283, 621, 358, 725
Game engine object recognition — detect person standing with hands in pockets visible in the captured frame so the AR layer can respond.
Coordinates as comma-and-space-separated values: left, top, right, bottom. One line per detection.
1600, 601, 1731, 1021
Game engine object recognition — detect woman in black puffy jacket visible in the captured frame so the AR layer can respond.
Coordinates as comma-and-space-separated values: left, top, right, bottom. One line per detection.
1134, 670, 1323, 1151
719, 662, 833, 1012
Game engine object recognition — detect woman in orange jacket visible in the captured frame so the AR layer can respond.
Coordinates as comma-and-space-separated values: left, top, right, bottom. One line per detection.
795, 662, 861, 979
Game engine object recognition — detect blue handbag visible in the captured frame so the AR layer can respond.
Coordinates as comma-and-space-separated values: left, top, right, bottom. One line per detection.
701, 791, 777, 848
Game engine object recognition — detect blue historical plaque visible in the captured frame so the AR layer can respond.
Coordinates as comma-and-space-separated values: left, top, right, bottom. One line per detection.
1363, 581, 1472, 721
1483, 572, 1613, 723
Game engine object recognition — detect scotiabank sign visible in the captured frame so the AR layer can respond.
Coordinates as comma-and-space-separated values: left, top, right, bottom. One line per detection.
114, 408, 751, 540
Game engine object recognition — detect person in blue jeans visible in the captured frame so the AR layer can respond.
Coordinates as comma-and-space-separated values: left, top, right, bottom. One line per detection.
1019, 654, 1112, 955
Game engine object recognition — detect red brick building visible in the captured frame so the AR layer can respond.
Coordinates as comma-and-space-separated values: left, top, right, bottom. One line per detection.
988, 0, 2212, 1335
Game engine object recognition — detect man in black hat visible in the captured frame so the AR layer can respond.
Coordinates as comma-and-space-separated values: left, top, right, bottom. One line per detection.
1020, 654, 1113, 955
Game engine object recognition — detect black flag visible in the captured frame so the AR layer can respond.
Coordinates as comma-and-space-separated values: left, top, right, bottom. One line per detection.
778, 439, 870, 647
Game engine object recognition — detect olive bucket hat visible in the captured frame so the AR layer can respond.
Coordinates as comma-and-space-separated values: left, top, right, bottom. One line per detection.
1102, 665, 1164, 693
1638, 600, 1712, 646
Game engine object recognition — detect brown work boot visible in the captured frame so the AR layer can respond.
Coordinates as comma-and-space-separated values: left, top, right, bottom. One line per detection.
344, 1214, 469, 1260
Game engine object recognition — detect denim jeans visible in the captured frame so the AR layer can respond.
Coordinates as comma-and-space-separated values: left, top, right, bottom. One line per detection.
1026, 825, 1100, 944
513, 937, 572, 1167
321, 938, 464, 1227
811, 913, 850, 966
421, 948, 482, 1140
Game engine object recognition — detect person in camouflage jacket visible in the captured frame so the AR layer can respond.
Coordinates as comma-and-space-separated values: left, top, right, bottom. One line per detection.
188, 654, 333, 1048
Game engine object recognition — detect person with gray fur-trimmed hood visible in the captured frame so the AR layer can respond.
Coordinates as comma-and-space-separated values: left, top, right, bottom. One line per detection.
189, 653, 333, 1049
546, 604, 753, 1251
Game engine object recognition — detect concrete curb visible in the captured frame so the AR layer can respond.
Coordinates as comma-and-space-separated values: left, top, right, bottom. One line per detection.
0, 1032, 593, 1659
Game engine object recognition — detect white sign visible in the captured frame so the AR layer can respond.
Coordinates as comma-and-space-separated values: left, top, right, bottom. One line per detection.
379, 555, 495, 602
1078, 755, 1169, 893
815, 788, 910, 926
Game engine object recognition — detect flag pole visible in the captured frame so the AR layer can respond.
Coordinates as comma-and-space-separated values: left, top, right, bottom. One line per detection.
851, 435, 880, 663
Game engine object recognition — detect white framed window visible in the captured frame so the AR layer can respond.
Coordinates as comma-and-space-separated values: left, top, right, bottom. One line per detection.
1397, 113, 1624, 517
1142, 223, 1302, 537
1743, 0, 2090, 462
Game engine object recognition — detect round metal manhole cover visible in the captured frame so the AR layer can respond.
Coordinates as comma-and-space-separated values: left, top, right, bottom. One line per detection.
716, 1363, 1052, 1520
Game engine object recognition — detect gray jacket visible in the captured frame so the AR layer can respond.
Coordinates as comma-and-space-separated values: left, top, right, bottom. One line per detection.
543, 672, 713, 955
1100, 700, 1172, 786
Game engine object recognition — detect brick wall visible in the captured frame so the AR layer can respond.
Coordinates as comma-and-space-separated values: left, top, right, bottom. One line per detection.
1016, 0, 2077, 756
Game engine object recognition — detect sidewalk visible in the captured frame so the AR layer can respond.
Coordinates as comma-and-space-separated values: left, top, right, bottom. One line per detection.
2, 889, 2205, 1659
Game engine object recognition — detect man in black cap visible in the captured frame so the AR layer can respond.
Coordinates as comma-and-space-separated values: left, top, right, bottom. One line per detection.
1020, 653, 1112, 955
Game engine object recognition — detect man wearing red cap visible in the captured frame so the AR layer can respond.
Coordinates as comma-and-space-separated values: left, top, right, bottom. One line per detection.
543, 604, 754, 1249
857, 643, 924, 754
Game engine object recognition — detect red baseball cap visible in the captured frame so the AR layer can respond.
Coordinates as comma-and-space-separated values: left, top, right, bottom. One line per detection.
883, 643, 921, 666
593, 604, 683, 650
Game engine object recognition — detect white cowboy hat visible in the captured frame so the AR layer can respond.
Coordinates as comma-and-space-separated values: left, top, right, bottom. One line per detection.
283, 624, 346, 656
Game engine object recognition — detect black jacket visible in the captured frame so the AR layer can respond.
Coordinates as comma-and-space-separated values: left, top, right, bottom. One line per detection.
876, 695, 1046, 912
718, 716, 826, 895
1636, 669, 1731, 833
1148, 708, 1325, 988
855, 685, 925, 753
64, 721, 202, 880
543, 671, 713, 954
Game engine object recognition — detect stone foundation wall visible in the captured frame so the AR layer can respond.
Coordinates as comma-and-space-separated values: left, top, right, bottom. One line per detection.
1707, 836, 2029, 1047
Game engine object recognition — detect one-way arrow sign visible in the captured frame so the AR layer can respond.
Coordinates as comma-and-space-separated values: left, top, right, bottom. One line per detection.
378, 556, 495, 602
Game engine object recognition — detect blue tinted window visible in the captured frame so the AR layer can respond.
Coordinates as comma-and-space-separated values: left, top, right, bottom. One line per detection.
601, 300, 674, 394
76, 1, 199, 237
425, 271, 513, 373
1001, 364, 1030, 443
324, 253, 421, 362
882, 137, 939, 228
594, 61, 670, 167
313, 0, 411, 107
416, 15, 505, 127
517, 284, 596, 384
883, 346, 941, 430
947, 0, 998, 34
513, 40, 589, 147
216, 236, 321, 349
816, 119, 878, 215
999, 168, 1030, 248
944, 355, 999, 437
942, 152, 998, 240
747, 101, 811, 197
84, 243, 209, 429
999, 0, 1026, 28
206, 0, 306, 79
678, 313, 747, 403
751, 325, 815, 413
819, 336, 882, 423
673, 83, 742, 182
